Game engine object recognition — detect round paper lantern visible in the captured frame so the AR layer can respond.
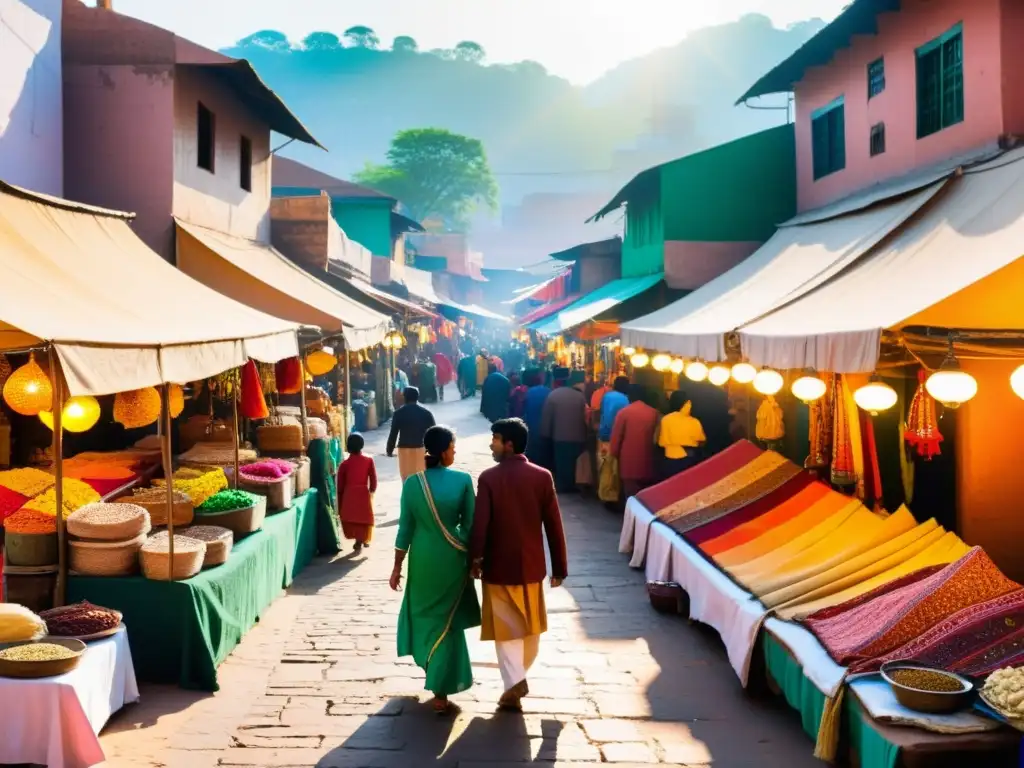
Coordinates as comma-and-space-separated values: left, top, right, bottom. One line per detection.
753, 369, 784, 396
622, 347, 636, 356
3, 353, 52, 416
382, 334, 394, 349
305, 350, 337, 377
708, 365, 732, 386
39, 396, 101, 433
731, 362, 756, 384
1011, 365, 1024, 399
169, 384, 185, 418
669, 358, 685, 375
926, 367, 977, 409
854, 378, 898, 415
392, 333, 406, 350
651, 354, 672, 372
630, 352, 650, 369
791, 375, 827, 403
113, 387, 161, 429
686, 361, 709, 382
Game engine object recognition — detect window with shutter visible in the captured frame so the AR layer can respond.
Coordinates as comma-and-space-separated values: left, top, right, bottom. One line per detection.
811, 97, 846, 180
916, 23, 964, 139
868, 58, 886, 99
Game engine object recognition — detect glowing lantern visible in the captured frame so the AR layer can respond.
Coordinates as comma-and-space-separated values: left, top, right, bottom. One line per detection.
651, 354, 672, 372
1011, 365, 1024, 399
305, 349, 337, 376
753, 369, 784, 396
926, 358, 977, 409
622, 347, 636, 356
39, 396, 102, 433
168, 384, 185, 418
3, 353, 52, 416
708, 365, 731, 386
669, 358, 685, 375
686, 360, 709, 382
382, 335, 394, 349
731, 362, 756, 384
630, 352, 650, 368
113, 387, 161, 429
791, 375, 827, 403
854, 376, 898, 415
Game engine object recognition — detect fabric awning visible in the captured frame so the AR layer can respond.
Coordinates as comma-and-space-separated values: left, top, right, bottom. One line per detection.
508, 271, 571, 305
620, 183, 948, 360
0, 181, 299, 396
518, 295, 581, 326
404, 266, 508, 322
532, 273, 664, 335
338, 273, 436, 318
176, 220, 389, 351
739, 147, 1024, 372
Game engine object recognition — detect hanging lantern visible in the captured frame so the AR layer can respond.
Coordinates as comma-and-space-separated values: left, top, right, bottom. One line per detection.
853, 376, 898, 415
1011, 364, 1024, 400
622, 347, 636, 356
168, 384, 185, 418
392, 332, 406, 350
630, 352, 650, 368
686, 360, 709, 382
753, 369, 784, 396
305, 349, 337, 377
2, 353, 52, 416
651, 354, 672, 372
113, 387, 161, 429
731, 362, 756, 384
906, 369, 943, 459
669, 358, 685, 375
39, 396, 101, 433
925, 343, 976, 409
275, 358, 303, 395
382, 335, 394, 349
708, 365, 731, 386
791, 374, 827, 404
0, 354, 11, 392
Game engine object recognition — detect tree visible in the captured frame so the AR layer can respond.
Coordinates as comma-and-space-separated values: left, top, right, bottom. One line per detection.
236, 30, 290, 51
344, 26, 380, 49
428, 48, 456, 61
392, 36, 419, 53
453, 41, 486, 64
354, 128, 498, 231
302, 32, 341, 51
512, 60, 548, 76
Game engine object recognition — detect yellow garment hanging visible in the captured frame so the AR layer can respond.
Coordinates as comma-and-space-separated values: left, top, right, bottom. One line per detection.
755, 396, 784, 441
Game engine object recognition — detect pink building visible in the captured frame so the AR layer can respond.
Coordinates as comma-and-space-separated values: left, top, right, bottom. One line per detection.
740, 0, 1024, 212
61, 0, 320, 260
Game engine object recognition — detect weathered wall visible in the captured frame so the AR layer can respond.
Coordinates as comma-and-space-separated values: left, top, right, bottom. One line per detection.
270, 194, 330, 273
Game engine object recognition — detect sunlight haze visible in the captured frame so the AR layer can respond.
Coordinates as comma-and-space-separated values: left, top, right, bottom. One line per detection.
104, 0, 847, 83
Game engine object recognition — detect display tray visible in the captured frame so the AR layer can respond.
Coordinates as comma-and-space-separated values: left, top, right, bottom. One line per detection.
67, 489, 319, 691
61, 623, 125, 643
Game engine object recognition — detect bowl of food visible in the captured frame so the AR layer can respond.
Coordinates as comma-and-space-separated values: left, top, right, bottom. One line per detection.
880, 660, 975, 713
0, 637, 86, 678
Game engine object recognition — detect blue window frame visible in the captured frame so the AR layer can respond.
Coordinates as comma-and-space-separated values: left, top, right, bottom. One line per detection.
917, 23, 964, 139
811, 96, 846, 180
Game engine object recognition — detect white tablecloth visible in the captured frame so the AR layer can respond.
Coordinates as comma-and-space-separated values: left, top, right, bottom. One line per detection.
0, 627, 139, 768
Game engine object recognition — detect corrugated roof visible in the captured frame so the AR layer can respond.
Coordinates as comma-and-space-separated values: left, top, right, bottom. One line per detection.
272, 157, 393, 200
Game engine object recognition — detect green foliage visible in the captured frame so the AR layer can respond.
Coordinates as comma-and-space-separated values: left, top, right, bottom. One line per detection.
392, 36, 418, 53
355, 128, 498, 230
344, 26, 379, 49
453, 41, 486, 64
302, 32, 341, 51
236, 29, 290, 51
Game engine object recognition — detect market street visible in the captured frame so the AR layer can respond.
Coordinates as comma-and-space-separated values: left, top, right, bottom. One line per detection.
98, 390, 821, 767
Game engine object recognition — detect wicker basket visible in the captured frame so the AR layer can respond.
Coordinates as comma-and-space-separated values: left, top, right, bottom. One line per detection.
121, 489, 194, 528
0, 638, 86, 679
179, 442, 258, 468
238, 474, 293, 512
179, 525, 233, 568
67, 503, 151, 542
68, 533, 146, 576
193, 496, 267, 536
257, 424, 303, 452
140, 533, 206, 581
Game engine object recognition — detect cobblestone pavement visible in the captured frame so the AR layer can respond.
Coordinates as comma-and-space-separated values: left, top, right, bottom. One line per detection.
99, 388, 822, 767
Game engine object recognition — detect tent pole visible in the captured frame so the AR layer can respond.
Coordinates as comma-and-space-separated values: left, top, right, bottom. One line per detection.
344, 344, 352, 442
298, 358, 309, 458
232, 367, 240, 490
47, 346, 66, 608
160, 384, 175, 580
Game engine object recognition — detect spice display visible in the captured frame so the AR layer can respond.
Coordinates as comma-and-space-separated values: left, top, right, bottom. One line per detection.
23, 479, 101, 517
67, 502, 150, 541
983, 667, 1024, 715
40, 602, 121, 637
240, 461, 290, 479
888, 668, 965, 693
197, 489, 260, 514
179, 524, 232, 544
130, 487, 191, 505
113, 387, 161, 429
154, 467, 228, 507
0, 485, 30, 527
143, 531, 206, 554
0, 467, 55, 498
63, 462, 136, 482
4, 509, 57, 534
240, 360, 269, 420
179, 443, 258, 466
0, 604, 47, 643
0, 643, 77, 662
2, 353, 52, 416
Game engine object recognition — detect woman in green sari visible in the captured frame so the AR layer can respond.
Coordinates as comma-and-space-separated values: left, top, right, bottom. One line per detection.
390, 425, 481, 712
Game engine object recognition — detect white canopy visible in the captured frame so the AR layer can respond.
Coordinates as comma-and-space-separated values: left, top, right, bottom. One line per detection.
740, 148, 1024, 372
0, 181, 299, 397
619, 183, 947, 360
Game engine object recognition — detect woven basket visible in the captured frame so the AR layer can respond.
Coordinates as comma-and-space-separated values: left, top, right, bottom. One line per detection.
179, 525, 233, 568
68, 533, 146, 576
0, 638, 85, 679
193, 496, 267, 536
647, 581, 685, 614
179, 443, 258, 467
140, 533, 206, 581
257, 424, 303, 453
67, 503, 151, 542
238, 474, 293, 513
121, 489, 194, 528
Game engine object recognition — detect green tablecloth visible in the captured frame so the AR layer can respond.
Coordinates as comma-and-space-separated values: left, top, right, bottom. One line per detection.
68, 488, 319, 691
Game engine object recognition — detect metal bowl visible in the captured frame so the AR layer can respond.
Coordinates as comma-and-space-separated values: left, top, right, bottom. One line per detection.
0, 637, 86, 679
880, 660, 976, 714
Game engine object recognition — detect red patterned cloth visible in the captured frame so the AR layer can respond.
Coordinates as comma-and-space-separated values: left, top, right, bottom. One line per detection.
635, 439, 762, 514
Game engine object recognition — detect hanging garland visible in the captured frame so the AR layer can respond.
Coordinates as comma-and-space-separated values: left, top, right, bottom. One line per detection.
905, 368, 943, 459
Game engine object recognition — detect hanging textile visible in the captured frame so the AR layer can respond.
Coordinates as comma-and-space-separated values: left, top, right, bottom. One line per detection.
899, 420, 915, 504
831, 376, 856, 488
755, 396, 784, 442
805, 377, 833, 471
860, 412, 884, 512
905, 368, 943, 459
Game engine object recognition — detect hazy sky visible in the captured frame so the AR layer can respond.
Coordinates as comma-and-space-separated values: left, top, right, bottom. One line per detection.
107, 0, 848, 84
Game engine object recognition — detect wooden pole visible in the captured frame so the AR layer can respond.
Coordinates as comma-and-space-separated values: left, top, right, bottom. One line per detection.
160, 384, 175, 580
298, 360, 309, 458
47, 347, 66, 607
232, 368, 240, 489
343, 343, 351, 443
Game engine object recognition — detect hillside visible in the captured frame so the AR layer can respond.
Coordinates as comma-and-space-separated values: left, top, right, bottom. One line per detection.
224, 14, 823, 206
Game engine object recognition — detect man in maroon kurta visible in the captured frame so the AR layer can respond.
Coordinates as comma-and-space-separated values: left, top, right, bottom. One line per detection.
470, 418, 569, 709
610, 384, 660, 500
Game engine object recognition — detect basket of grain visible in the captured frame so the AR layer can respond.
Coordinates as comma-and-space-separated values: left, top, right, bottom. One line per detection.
178, 525, 233, 568
140, 532, 206, 581
122, 488, 194, 528
0, 638, 86, 679
193, 490, 266, 536
67, 502, 151, 542
68, 533, 146, 577
179, 442, 258, 469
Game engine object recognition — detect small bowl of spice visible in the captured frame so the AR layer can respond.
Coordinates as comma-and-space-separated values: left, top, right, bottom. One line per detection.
0, 637, 86, 679
880, 660, 975, 713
